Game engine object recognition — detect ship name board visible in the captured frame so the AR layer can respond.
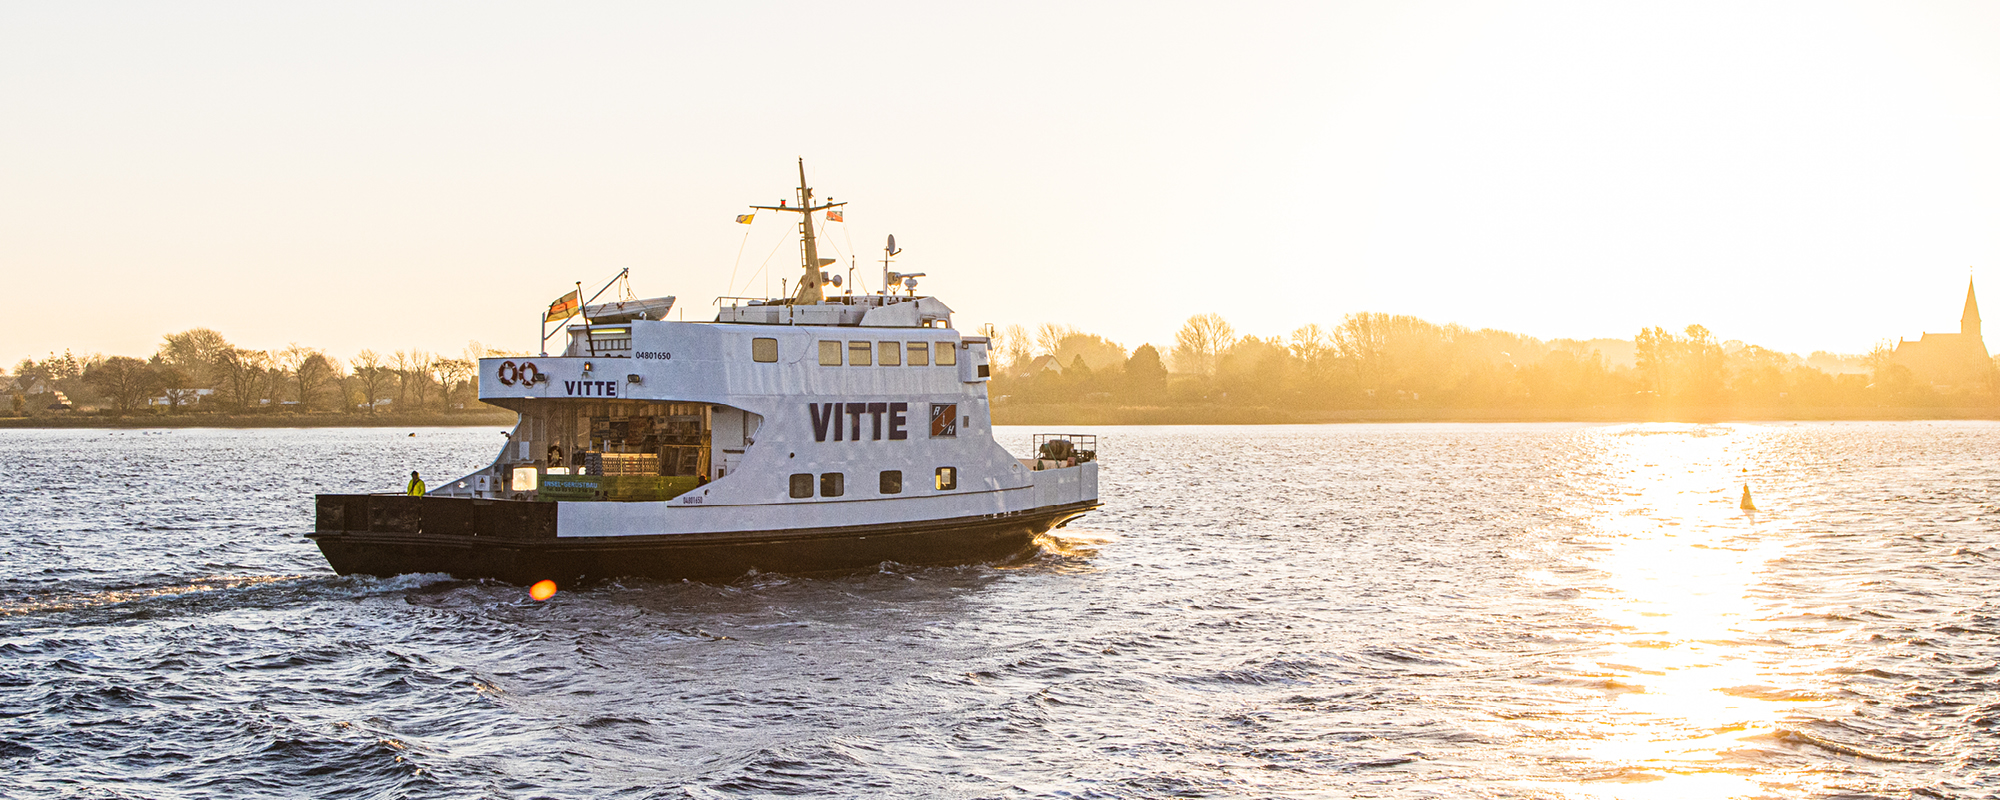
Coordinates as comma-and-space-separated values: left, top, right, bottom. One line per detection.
810, 402, 910, 442
564, 380, 619, 397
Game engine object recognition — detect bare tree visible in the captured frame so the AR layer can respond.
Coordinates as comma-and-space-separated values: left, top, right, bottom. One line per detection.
434, 358, 474, 410
996, 324, 1032, 375
1170, 313, 1236, 377
216, 348, 274, 410
1864, 339, 1899, 379
157, 328, 233, 388
148, 358, 199, 412
1288, 324, 1331, 366
393, 350, 436, 411
1334, 313, 1394, 387
351, 349, 390, 412
83, 356, 159, 415
280, 345, 340, 411
1034, 323, 1078, 357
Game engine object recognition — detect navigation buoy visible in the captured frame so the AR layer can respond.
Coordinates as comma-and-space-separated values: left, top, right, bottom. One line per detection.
1740, 484, 1757, 512
529, 580, 558, 601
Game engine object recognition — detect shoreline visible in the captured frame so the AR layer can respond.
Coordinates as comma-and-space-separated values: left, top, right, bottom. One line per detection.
0, 411, 519, 429
991, 404, 2000, 425
4, 405, 1999, 428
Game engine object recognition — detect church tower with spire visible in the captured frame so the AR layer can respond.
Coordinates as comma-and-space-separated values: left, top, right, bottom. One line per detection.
1892, 274, 1993, 391
1963, 277, 1981, 338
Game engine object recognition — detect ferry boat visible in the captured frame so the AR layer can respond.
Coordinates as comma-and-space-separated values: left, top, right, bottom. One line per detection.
309, 162, 1100, 584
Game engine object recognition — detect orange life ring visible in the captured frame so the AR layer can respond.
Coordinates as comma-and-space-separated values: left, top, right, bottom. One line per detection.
497, 360, 519, 386
519, 362, 542, 385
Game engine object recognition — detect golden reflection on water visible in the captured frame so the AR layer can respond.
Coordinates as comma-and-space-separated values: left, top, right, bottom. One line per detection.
1529, 424, 1838, 799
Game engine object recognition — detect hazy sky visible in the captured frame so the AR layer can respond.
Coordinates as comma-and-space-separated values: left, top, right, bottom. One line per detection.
6, 1, 2000, 368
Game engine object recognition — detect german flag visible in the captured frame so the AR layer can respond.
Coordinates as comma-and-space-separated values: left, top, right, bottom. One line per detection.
545, 289, 581, 322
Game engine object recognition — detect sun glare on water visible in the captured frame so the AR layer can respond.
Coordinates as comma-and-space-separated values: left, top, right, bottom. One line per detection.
1523, 424, 1841, 798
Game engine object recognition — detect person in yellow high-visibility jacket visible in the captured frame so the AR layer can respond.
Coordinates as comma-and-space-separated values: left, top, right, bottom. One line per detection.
407, 471, 426, 496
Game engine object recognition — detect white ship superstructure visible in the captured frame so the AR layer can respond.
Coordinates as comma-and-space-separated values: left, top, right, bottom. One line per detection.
311, 162, 1099, 582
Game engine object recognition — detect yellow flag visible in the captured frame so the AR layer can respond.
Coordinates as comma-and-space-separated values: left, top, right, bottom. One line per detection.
545, 289, 580, 322
735, 213, 754, 224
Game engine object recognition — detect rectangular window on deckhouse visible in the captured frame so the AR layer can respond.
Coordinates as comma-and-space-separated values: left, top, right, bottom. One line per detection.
878, 341, 901, 366
752, 338, 778, 363
790, 474, 813, 498
906, 342, 929, 366
935, 343, 957, 366
879, 470, 902, 494
818, 341, 842, 366
935, 467, 958, 491
848, 342, 872, 366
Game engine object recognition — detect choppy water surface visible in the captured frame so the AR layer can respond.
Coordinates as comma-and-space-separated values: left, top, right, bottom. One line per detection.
3, 423, 1998, 799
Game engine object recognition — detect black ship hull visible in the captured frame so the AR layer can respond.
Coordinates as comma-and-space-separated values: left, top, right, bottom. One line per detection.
308, 494, 1095, 584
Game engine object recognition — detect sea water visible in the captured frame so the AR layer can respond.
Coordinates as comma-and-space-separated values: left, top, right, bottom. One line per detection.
2, 423, 1996, 798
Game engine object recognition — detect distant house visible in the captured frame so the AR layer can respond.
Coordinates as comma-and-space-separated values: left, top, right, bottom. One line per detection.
7, 376, 70, 410
150, 388, 214, 407
1018, 355, 1064, 379
1892, 278, 1993, 391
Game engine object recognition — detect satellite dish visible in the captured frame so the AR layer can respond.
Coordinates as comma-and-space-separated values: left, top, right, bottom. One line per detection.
829, 275, 843, 287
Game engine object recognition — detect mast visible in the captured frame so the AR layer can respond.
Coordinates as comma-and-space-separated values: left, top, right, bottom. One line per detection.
749, 159, 844, 305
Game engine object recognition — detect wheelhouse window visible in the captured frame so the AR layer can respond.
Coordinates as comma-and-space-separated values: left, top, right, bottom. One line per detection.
848, 341, 872, 366
587, 327, 631, 355
818, 341, 842, 366
820, 472, 845, 497
879, 470, 903, 494
935, 343, 957, 366
935, 467, 958, 491
878, 341, 901, 366
790, 473, 813, 498
752, 338, 778, 363
906, 342, 929, 366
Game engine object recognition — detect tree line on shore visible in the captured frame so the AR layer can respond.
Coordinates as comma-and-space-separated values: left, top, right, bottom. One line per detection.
986, 313, 2000, 410
5, 328, 521, 417
10, 313, 1996, 419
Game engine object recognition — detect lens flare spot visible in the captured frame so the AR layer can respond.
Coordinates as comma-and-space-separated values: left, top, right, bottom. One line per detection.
529, 580, 557, 601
